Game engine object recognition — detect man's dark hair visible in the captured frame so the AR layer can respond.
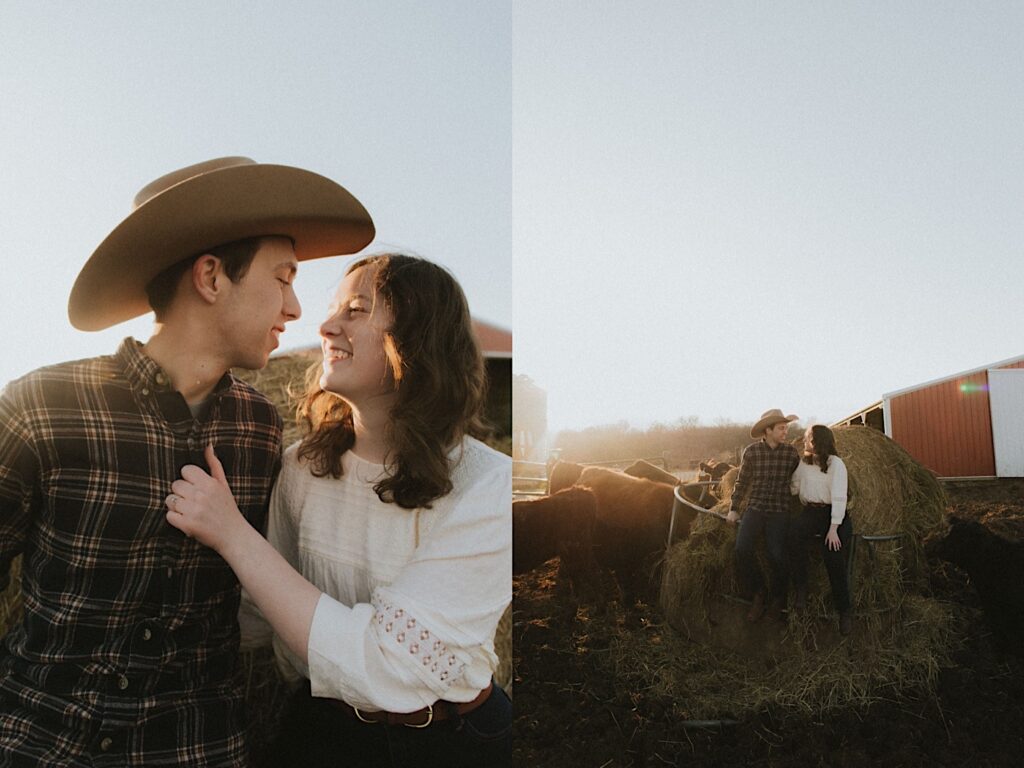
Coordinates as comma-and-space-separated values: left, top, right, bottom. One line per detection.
145, 236, 264, 319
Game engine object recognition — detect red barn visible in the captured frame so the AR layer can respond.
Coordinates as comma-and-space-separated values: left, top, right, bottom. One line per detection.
834, 355, 1024, 479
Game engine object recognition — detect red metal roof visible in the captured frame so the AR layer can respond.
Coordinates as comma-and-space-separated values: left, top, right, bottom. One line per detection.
883, 354, 1024, 399
472, 319, 511, 358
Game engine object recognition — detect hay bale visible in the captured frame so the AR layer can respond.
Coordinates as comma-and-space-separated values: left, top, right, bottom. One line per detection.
716, 466, 742, 509
610, 592, 957, 719
833, 427, 947, 582
493, 603, 513, 694
234, 351, 319, 447
655, 425, 956, 716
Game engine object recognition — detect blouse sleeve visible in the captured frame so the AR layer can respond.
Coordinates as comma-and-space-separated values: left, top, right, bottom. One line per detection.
829, 457, 848, 525
303, 456, 512, 712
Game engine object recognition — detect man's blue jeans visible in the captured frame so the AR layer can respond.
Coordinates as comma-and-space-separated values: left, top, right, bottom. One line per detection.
734, 504, 790, 603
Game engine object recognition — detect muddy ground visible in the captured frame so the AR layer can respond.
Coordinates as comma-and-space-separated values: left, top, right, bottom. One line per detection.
512, 480, 1024, 767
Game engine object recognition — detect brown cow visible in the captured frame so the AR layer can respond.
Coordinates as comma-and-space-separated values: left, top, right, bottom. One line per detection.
513, 487, 598, 590
619, 461, 720, 507
698, 459, 735, 482
623, 460, 678, 486
576, 466, 697, 600
547, 460, 584, 494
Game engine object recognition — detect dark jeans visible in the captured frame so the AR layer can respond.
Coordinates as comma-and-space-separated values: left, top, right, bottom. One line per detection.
259, 681, 511, 768
734, 504, 790, 603
790, 505, 853, 613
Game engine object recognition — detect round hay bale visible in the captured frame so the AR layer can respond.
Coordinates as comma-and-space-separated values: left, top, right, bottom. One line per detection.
656, 425, 957, 716
716, 466, 742, 509
233, 352, 319, 446
493, 603, 513, 694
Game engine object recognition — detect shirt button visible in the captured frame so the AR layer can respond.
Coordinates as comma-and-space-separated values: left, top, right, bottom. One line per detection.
99, 737, 113, 751
141, 388, 150, 396
117, 674, 129, 690
155, 373, 167, 386
166, 567, 173, 579
142, 628, 153, 641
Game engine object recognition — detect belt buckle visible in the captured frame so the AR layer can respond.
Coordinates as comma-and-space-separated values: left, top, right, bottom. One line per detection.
352, 706, 377, 725
405, 704, 434, 729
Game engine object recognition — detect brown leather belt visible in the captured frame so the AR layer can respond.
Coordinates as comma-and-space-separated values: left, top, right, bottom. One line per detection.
328, 682, 493, 728
805, 502, 831, 508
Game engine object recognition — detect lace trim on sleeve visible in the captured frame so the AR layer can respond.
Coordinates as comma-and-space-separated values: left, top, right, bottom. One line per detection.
371, 594, 467, 692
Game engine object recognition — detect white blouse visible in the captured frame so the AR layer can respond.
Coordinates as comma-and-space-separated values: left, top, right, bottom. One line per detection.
790, 454, 848, 526
245, 436, 511, 713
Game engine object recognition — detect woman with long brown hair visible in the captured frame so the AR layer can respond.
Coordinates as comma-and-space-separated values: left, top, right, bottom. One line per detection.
163, 254, 512, 767
789, 423, 853, 635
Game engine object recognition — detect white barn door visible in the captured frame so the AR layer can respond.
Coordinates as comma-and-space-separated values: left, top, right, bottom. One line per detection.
989, 369, 1024, 477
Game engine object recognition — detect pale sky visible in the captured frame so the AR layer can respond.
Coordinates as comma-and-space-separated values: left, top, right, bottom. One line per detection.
513, 2, 1024, 433
0, 1, 510, 389
4, 3, 1023, 436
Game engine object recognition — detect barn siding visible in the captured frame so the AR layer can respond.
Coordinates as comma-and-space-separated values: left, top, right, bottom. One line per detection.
889, 371, 995, 477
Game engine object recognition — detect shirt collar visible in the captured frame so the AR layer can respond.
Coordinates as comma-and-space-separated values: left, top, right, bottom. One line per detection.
115, 337, 234, 397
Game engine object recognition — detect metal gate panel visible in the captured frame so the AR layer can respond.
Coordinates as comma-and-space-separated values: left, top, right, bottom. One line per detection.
989, 368, 1024, 477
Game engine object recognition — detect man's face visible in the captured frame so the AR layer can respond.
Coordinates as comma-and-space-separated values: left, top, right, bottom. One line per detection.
218, 236, 300, 370
765, 421, 789, 446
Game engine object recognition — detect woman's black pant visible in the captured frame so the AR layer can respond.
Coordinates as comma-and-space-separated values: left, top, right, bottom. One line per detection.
258, 680, 512, 768
790, 504, 852, 613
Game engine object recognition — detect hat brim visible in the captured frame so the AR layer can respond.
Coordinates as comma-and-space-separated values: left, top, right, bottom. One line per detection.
750, 414, 798, 439
68, 163, 375, 331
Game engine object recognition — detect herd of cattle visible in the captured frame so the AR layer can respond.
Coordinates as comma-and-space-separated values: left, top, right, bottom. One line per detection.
513, 459, 735, 600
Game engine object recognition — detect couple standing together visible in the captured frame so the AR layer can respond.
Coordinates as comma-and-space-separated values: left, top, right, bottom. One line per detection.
725, 409, 853, 636
0, 158, 512, 767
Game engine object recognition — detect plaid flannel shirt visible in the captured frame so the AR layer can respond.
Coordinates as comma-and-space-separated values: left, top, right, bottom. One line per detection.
730, 439, 800, 517
0, 338, 281, 767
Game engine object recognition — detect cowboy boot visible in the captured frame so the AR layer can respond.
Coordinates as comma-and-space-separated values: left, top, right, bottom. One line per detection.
839, 611, 853, 636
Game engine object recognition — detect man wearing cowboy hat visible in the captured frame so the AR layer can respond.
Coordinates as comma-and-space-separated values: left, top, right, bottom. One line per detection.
0, 157, 373, 766
725, 409, 801, 623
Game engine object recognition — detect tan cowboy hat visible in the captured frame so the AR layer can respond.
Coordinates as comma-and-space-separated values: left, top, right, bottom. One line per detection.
68, 156, 375, 331
750, 408, 798, 439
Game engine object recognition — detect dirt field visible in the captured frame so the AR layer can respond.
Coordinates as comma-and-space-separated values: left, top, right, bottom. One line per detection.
512, 480, 1024, 767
